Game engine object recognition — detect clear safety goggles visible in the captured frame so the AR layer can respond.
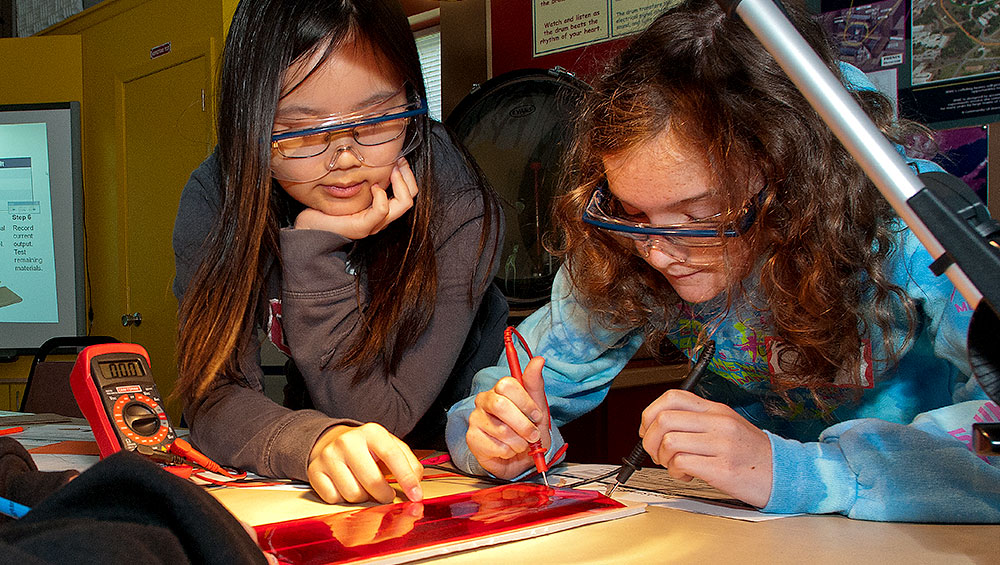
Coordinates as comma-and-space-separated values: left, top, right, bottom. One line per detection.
270, 88, 427, 182
582, 181, 761, 264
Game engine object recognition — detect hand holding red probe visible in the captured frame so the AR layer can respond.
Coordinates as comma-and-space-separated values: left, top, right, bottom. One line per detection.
465, 328, 553, 483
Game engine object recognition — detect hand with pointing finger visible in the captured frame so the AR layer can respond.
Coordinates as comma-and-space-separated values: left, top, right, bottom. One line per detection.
307, 422, 424, 505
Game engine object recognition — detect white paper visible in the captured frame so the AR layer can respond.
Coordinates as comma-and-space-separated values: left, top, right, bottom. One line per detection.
549, 463, 799, 521
31, 453, 99, 473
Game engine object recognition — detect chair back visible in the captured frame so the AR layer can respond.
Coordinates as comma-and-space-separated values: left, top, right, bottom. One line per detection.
21, 336, 120, 417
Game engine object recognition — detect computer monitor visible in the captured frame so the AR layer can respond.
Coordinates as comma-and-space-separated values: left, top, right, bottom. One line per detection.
0, 102, 85, 355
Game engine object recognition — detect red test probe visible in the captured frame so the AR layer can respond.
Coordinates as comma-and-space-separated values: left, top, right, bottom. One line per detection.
168, 437, 245, 478
136, 437, 247, 481
503, 326, 550, 486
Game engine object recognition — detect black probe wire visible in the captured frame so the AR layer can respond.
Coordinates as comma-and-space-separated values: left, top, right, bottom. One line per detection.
426, 462, 616, 488
592, 340, 717, 494
563, 468, 620, 489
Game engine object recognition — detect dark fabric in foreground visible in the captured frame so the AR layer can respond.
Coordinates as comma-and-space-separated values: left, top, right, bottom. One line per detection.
0, 446, 266, 564
0, 437, 78, 525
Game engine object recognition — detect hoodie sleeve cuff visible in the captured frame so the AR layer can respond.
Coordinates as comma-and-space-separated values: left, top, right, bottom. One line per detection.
279, 228, 354, 293
262, 411, 361, 482
762, 431, 857, 515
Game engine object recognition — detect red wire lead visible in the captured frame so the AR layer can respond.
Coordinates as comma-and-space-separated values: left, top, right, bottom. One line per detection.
503, 326, 550, 483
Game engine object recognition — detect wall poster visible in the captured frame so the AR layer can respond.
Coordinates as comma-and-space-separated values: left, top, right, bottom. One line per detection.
819, 0, 1000, 127
531, 0, 678, 57
818, 0, 908, 74
905, 0, 1000, 126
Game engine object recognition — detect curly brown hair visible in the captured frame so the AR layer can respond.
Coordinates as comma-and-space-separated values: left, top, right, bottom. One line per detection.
551, 0, 922, 391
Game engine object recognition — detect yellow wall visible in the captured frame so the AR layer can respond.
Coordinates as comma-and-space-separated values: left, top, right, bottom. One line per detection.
223, 0, 239, 40
0, 36, 82, 104
0, 35, 83, 404
0, 0, 232, 408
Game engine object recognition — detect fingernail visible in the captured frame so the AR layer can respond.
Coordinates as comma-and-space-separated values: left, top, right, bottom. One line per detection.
529, 409, 543, 423
528, 429, 541, 443
406, 484, 423, 501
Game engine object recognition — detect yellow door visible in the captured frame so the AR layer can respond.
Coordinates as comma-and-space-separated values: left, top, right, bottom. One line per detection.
120, 51, 213, 420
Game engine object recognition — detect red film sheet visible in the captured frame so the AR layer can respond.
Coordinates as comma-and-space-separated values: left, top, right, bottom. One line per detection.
255, 483, 643, 565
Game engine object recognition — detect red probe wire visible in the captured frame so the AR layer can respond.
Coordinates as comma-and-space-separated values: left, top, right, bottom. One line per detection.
503, 326, 551, 483
137, 439, 247, 482
168, 437, 247, 480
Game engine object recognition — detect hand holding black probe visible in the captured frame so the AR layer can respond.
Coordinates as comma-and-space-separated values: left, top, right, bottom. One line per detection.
604, 340, 716, 497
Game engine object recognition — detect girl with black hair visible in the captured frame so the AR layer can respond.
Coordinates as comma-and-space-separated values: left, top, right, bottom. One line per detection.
173, 0, 504, 504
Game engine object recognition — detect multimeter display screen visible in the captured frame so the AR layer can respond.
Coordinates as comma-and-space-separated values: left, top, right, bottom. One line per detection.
97, 359, 146, 380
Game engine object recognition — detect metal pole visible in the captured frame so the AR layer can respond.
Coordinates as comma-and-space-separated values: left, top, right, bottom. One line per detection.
721, 0, 983, 307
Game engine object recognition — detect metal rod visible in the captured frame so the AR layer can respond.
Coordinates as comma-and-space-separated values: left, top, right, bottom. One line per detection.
721, 0, 982, 308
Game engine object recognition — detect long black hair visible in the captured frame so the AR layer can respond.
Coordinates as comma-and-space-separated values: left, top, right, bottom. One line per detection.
177, 0, 490, 400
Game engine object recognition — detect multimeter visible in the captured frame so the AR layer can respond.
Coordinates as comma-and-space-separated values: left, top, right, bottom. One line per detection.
70, 342, 177, 459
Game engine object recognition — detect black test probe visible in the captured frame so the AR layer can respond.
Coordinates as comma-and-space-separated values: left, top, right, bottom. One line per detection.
604, 340, 716, 497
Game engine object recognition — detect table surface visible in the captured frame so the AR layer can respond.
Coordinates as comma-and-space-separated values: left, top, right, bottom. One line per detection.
210, 475, 1000, 565
4, 412, 995, 565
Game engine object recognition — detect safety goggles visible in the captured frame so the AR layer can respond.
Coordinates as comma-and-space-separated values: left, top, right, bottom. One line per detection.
582, 181, 761, 251
270, 88, 427, 182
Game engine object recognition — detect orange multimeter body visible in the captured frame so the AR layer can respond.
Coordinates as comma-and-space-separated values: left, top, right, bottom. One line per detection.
70, 343, 176, 459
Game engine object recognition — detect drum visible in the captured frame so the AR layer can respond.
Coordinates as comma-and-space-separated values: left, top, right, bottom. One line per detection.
446, 68, 589, 311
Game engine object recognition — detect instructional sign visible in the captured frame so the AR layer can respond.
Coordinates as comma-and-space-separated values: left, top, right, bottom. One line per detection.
532, 0, 677, 57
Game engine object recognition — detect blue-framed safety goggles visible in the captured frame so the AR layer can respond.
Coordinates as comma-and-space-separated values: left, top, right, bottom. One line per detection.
269, 89, 428, 182
582, 181, 762, 247
270, 96, 428, 152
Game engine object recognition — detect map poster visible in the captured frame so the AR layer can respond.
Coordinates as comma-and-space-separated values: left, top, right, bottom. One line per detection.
911, 0, 1000, 86
900, 0, 1000, 126
818, 0, 908, 74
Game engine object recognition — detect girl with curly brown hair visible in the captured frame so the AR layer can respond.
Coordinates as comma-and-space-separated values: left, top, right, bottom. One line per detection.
445, 0, 1000, 522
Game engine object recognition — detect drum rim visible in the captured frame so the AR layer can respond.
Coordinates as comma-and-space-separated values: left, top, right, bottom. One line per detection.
445, 67, 590, 130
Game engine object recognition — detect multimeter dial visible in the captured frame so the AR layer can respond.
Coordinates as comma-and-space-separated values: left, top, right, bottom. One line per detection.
110, 391, 171, 446
91, 352, 175, 451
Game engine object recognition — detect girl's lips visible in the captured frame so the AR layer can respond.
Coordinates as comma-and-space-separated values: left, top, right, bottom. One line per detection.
665, 269, 703, 280
321, 182, 365, 198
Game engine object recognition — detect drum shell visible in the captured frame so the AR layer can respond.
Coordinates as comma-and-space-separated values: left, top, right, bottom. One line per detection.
447, 68, 589, 310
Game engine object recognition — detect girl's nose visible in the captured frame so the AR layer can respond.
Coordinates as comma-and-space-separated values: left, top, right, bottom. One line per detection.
326, 144, 366, 170
637, 238, 690, 267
